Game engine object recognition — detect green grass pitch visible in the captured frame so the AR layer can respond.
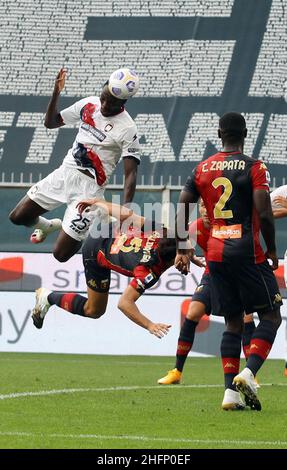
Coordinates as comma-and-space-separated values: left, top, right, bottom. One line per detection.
0, 353, 286, 449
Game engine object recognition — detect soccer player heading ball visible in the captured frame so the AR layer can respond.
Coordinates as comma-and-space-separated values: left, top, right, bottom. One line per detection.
108, 68, 140, 100
9, 67, 141, 262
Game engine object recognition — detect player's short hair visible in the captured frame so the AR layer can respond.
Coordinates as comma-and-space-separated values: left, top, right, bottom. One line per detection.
219, 112, 246, 143
102, 80, 127, 104
158, 237, 176, 263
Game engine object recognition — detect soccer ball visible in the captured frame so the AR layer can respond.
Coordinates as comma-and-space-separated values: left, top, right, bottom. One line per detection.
108, 68, 139, 100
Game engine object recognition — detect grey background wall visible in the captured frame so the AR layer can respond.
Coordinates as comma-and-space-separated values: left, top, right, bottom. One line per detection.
0, 0, 286, 253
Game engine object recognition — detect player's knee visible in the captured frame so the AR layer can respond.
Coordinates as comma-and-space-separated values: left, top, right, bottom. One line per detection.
186, 303, 206, 322
226, 316, 244, 335
9, 208, 25, 225
263, 309, 282, 329
52, 249, 72, 263
84, 305, 106, 319
186, 309, 205, 322
272, 310, 282, 329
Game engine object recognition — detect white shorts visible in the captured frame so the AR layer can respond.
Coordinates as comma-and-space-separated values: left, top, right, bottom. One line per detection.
27, 165, 105, 241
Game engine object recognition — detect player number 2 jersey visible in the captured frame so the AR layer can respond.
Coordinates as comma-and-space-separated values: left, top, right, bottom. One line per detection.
184, 151, 270, 263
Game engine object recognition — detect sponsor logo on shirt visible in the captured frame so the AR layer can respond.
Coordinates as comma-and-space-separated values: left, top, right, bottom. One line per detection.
212, 224, 242, 239
81, 122, 106, 142
140, 232, 160, 263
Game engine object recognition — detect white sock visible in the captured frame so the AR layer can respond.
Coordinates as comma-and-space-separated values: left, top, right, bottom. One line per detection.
34, 216, 61, 233
34, 216, 52, 230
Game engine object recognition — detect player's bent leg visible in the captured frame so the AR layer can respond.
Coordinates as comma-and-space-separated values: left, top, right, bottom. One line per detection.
53, 229, 83, 262
32, 287, 109, 329
9, 196, 48, 226
10, 196, 62, 244
83, 287, 109, 319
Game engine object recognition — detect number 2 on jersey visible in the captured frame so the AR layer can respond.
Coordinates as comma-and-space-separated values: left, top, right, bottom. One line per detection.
212, 177, 233, 219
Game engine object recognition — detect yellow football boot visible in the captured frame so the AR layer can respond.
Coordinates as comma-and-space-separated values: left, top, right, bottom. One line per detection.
157, 368, 182, 385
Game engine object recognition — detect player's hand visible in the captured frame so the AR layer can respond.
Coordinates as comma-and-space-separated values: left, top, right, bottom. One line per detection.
191, 255, 206, 268
54, 68, 67, 94
76, 198, 99, 214
175, 240, 193, 275
273, 196, 287, 209
175, 253, 191, 275
265, 250, 278, 270
148, 323, 171, 339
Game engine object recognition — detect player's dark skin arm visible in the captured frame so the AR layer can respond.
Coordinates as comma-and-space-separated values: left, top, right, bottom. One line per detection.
253, 189, 278, 270
123, 157, 139, 204
272, 196, 287, 219
273, 208, 287, 219
175, 189, 198, 275
44, 68, 66, 129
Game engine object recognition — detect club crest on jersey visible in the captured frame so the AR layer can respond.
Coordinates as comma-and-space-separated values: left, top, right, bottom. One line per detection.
104, 123, 113, 132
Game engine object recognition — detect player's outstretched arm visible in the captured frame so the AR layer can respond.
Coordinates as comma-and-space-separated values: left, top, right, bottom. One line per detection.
44, 68, 67, 129
118, 285, 171, 339
76, 198, 144, 227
